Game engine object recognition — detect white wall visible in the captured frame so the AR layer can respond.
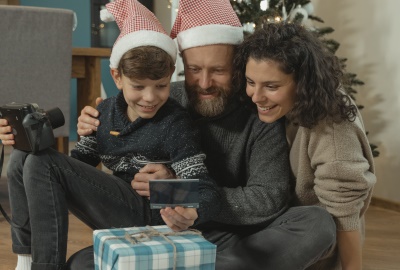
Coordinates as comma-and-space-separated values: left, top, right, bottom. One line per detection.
154, 0, 172, 32
313, 0, 400, 203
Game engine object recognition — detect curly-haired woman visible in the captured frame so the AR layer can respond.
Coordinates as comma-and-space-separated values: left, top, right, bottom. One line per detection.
233, 22, 376, 270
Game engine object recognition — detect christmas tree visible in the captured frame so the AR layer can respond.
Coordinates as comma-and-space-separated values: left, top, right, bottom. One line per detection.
230, 0, 379, 157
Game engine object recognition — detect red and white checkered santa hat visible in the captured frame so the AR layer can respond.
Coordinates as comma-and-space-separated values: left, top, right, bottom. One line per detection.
170, 0, 243, 52
100, 0, 177, 68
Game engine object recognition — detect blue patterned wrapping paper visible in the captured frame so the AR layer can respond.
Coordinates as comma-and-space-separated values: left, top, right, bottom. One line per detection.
93, 225, 216, 270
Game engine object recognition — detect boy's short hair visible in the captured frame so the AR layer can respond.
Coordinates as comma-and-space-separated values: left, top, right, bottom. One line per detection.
118, 46, 175, 80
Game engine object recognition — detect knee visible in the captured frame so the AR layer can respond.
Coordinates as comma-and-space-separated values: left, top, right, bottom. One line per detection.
292, 206, 337, 269
24, 148, 55, 167
307, 206, 336, 248
22, 148, 56, 178
23, 154, 44, 174
7, 149, 29, 179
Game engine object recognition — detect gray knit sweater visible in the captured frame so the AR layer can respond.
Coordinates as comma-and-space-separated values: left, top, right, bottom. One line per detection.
170, 81, 291, 230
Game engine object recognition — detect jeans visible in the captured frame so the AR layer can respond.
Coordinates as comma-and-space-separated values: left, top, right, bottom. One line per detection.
66, 206, 336, 270
209, 206, 336, 269
8, 148, 151, 270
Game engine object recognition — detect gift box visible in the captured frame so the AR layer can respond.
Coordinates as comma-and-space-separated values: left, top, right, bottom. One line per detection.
93, 225, 216, 270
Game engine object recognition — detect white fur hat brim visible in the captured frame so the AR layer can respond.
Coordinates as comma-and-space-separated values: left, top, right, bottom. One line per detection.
109, 30, 178, 68
176, 24, 244, 52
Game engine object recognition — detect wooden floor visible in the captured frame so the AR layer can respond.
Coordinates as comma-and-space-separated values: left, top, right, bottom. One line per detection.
1, 207, 399, 270
1, 145, 400, 269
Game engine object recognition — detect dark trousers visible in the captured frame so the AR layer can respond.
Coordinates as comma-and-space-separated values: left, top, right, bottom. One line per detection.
8, 148, 150, 270
67, 206, 336, 270
8, 148, 336, 270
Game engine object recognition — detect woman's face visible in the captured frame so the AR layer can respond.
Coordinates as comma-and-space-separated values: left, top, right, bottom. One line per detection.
245, 58, 297, 123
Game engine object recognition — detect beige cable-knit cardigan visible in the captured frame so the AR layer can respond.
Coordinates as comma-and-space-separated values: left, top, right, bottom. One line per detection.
286, 110, 376, 270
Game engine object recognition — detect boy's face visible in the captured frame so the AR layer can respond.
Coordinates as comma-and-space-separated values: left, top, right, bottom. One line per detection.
111, 69, 171, 122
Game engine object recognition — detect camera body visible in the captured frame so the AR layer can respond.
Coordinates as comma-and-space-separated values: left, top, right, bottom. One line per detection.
0, 102, 65, 153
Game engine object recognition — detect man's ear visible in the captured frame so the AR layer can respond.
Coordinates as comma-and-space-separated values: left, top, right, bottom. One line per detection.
110, 68, 123, 90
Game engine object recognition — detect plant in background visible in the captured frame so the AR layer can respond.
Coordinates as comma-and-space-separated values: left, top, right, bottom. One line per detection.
230, 0, 379, 157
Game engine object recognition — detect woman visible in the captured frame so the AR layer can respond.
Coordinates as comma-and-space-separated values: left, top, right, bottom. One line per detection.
233, 22, 376, 270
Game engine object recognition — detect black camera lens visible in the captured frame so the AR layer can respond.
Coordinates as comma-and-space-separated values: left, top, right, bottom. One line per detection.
46, 107, 65, 129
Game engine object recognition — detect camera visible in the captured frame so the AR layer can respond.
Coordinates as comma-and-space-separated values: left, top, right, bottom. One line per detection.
0, 102, 65, 153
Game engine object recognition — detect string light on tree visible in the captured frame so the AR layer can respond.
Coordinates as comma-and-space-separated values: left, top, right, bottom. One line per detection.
260, 0, 269, 11
243, 22, 256, 33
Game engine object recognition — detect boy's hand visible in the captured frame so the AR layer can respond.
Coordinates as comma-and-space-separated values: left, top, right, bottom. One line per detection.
77, 97, 103, 136
161, 206, 197, 231
131, 164, 175, 198
0, 119, 14, 145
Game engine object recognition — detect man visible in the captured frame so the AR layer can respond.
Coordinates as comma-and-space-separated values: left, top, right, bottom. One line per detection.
68, 0, 336, 269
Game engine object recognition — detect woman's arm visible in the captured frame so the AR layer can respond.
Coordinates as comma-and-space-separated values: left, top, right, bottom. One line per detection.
337, 230, 362, 270
306, 118, 375, 268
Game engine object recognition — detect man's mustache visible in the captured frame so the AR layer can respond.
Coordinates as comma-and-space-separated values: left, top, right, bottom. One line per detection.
193, 86, 220, 95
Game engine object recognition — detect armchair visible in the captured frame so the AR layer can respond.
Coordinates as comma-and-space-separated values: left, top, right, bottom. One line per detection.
0, 5, 73, 154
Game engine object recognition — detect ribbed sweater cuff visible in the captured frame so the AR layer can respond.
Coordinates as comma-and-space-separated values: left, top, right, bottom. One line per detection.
335, 213, 360, 231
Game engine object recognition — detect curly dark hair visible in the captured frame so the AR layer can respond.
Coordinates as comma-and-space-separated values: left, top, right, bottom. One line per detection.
233, 22, 357, 128
118, 46, 175, 80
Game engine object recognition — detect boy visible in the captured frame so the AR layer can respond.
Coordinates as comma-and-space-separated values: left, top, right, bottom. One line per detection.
3, 1, 220, 269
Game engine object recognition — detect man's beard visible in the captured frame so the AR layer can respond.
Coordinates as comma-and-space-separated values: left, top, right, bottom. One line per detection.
186, 84, 230, 117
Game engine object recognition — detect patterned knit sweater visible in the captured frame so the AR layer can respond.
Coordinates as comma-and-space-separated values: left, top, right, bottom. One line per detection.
71, 91, 221, 225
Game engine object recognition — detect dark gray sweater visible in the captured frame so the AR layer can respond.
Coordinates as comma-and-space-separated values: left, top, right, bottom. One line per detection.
170, 81, 291, 230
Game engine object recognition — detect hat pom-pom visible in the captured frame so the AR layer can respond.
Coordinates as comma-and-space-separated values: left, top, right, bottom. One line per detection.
100, 9, 115, 22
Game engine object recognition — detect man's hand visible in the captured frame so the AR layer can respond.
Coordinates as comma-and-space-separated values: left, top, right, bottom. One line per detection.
0, 119, 14, 145
131, 164, 175, 198
77, 97, 103, 136
160, 207, 198, 231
